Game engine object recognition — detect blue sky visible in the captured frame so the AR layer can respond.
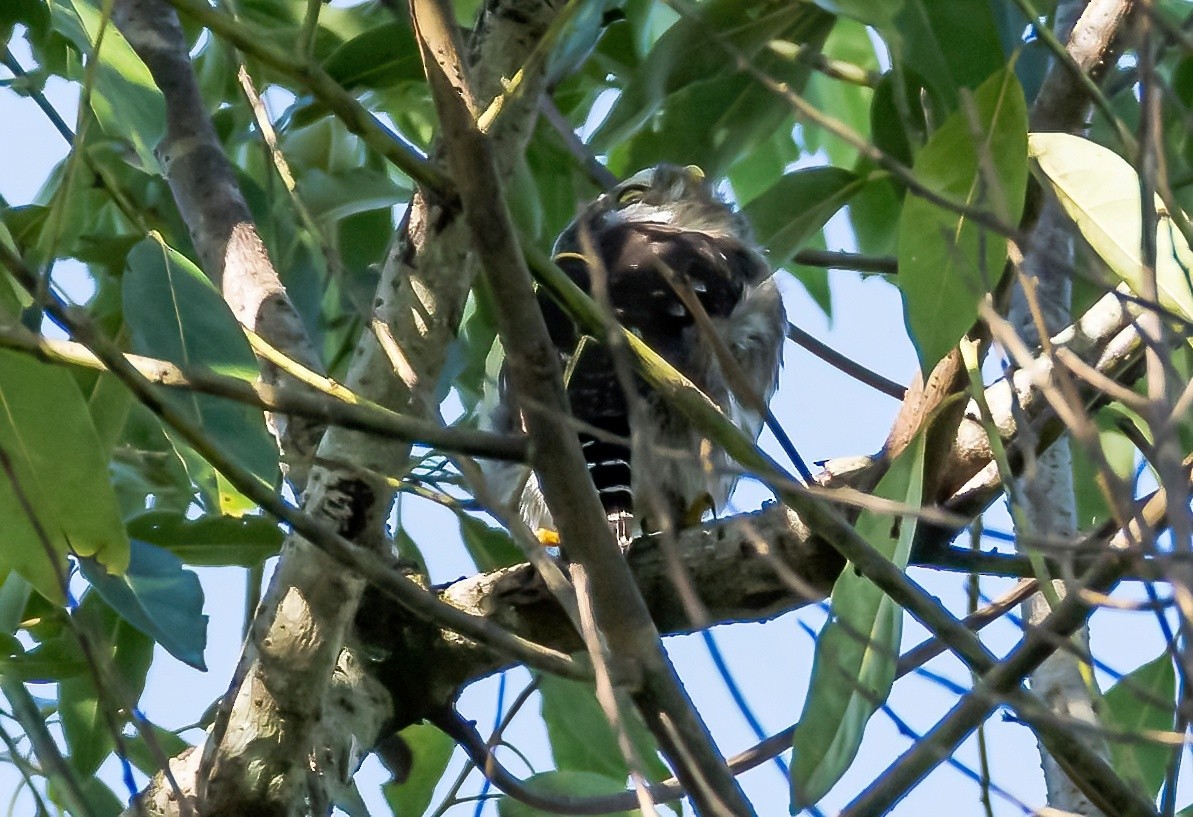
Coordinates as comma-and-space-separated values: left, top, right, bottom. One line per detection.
1, 17, 1185, 817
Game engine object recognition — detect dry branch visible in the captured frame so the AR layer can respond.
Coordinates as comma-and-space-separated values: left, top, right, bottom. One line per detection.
112, 0, 564, 814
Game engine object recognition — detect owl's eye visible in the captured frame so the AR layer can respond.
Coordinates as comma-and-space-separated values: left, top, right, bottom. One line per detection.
616, 185, 647, 205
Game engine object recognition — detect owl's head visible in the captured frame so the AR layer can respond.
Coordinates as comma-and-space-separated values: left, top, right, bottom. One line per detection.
554, 164, 756, 255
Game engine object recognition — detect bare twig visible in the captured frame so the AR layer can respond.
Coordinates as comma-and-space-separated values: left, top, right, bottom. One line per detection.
409, 0, 755, 811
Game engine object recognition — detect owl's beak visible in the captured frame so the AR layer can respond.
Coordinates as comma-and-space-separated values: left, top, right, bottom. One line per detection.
683, 164, 706, 184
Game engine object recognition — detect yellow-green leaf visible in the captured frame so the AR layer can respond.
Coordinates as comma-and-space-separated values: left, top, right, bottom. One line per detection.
1029, 132, 1193, 326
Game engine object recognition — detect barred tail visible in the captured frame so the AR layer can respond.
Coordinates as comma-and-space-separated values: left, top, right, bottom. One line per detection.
579, 435, 634, 545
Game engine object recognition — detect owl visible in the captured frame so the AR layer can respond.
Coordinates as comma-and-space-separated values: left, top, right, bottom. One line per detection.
486, 164, 786, 545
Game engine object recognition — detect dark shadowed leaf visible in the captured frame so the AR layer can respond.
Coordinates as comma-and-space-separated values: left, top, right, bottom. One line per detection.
1103, 652, 1176, 800
0, 350, 129, 600
59, 592, 154, 776
123, 237, 279, 508
382, 723, 456, 817
1071, 408, 1137, 529
801, 18, 879, 167
898, 67, 1027, 373
79, 539, 208, 670
791, 433, 926, 809
122, 723, 191, 777
48, 775, 123, 817
595, 0, 801, 148
458, 515, 523, 572
1, 0, 51, 41
881, 0, 1005, 112
1, 633, 87, 682
299, 167, 408, 223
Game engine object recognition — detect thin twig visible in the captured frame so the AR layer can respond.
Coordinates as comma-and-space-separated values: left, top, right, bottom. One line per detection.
786, 322, 906, 400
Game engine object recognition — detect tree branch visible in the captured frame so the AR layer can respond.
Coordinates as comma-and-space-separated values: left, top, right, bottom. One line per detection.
107, 0, 565, 812
113, 0, 327, 488
408, 0, 755, 812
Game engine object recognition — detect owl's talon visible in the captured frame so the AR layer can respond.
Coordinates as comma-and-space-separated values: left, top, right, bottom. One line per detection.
534, 528, 561, 547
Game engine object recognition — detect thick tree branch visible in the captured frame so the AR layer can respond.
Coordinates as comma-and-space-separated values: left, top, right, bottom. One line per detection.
0, 326, 526, 461
408, 0, 755, 813
353, 279, 1147, 731
111, 0, 563, 814
842, 472, 1180, 817
1008, 1, 1135, 811
113, 0, 327, 488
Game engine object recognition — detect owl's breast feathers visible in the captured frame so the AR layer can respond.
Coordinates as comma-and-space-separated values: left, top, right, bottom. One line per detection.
539, 216, 783, 531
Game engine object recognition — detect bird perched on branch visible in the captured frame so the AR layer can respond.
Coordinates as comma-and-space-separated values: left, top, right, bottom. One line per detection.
487, 164, 786, 546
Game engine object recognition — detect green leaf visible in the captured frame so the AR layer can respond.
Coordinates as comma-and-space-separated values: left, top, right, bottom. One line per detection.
727, 128, 800, 206
898, 67, 1028, 373
744, 167, 865, 268
59, 591, 154, 776
791, 432, 926, 809
596, 0, 830, 155
0, 349, 130, 600
51, 0, 164, 171
126, 510, 283, 566
1, 633, 87, 682
1103, 652, 1176, 800
382, 723, 456, 817
614, 15, 834, 178
1, 0, 51, 42
539, 675, 669, 784
123, 237, 279, 506
49, 775, 123, 817
890, 0, 1006, 110
787, 230, 833, 319
1072, 408, 1137, 529
122, 723, 191, 777
849, 172, 902, 256
1029, 132, 1193, 327
299, 167, 408, 223
497, 770, 636, 817
458, 515, 523, 572
78, 539, 208, 670
322, 21, 422, 91
801, 18, 878, 166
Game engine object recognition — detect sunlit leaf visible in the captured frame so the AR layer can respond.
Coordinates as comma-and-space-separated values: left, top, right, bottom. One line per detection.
1029, 131, 1193, 326
898, 66, 1028, 373
52, 0, 164, 171
791, 432, 926, 809
0, 350, 129, 600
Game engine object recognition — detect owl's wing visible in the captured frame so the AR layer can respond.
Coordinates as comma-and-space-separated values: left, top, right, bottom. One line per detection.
722, 275, 786, 442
